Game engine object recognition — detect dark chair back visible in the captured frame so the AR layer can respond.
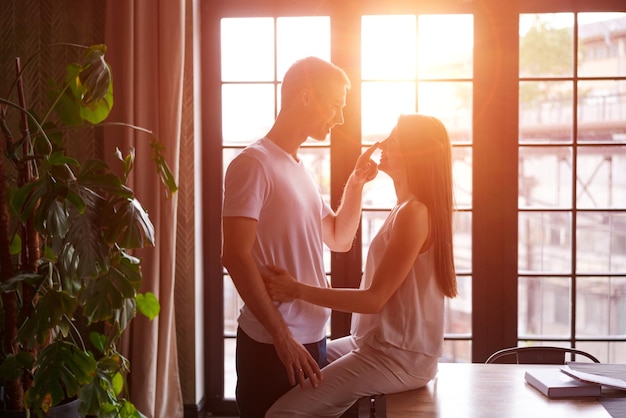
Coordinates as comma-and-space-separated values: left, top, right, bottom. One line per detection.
485, 346, 600, 364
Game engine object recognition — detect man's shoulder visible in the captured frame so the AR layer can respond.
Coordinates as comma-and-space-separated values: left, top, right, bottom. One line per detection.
236, 137, 275, 160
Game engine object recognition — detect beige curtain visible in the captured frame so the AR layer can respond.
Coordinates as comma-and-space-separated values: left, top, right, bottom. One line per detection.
104, 1, 184, 417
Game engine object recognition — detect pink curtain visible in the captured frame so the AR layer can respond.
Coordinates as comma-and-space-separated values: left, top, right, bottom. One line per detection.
104, 1, 184, 417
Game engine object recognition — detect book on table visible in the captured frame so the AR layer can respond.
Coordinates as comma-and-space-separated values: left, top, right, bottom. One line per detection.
524, 368, 602, 398
561, 363, 626, 391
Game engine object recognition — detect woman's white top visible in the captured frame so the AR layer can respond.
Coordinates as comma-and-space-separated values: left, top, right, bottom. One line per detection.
351, 203, 444, 379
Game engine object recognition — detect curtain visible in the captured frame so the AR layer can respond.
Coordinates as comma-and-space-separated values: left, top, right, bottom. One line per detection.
104, 1, 184, 417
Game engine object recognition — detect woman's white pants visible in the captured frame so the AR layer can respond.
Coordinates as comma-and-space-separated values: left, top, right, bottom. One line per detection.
265, 336, 431, 418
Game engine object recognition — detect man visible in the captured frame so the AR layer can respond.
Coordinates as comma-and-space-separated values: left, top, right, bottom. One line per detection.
221, 56, 378, 417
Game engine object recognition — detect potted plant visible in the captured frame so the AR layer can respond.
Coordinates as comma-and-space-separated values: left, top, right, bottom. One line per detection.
0, 43, 177, 417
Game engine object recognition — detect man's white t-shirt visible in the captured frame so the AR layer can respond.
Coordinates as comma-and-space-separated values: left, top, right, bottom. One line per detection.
223, 137, 332, 344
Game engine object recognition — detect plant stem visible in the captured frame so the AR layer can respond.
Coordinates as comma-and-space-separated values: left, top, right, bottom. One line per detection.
15, 57, 38, 408
0, 98, 53, 155
0, 84, 23, 415
39, 82, 70, 128
3, 43, 90, 102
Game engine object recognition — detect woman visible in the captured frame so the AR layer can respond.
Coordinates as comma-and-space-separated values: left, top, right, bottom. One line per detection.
263, 113, 458, 418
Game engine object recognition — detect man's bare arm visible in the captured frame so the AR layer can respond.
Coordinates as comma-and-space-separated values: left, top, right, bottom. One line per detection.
221, 216, 321, 387
323, 143, 380, 251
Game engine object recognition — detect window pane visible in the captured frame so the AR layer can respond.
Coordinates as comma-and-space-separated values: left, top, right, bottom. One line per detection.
578, 342, 626, 364
224, 338, 236, 399
578, 80, 626, 143
361, 210, 391, 268
442, 340, 471, 363
578, 13, 626, 77
577, 213, 626, 273
519, 13, 574, 78
453, 211, 472, 272
453, 147, 472, 209
300, 147, 332, 272
519, 81, 573, 144
447, 275, 472, 336
577, 146, 626, 209
221, 18, 274, 81
222, 84, 275, 144
518, 276, 571, 337
519, 147, 572, 209
362, 15, 416, 80
418, 81, 472, 143
519, 212, 572, 273
517, 11, 626, 355
417, 14, 473, 79
277, 17, 331, 80
223, 276, 242, 336
222, 148, 242, 179
362, 81, 416, 140
223, 275, 242, 399
576, 277, 626, 338
363, 171, 396, 210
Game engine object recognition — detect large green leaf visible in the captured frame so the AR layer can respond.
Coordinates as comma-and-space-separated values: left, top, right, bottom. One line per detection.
105, 197, 155, 248
79, 377, 118, 418
78, 159, 132, 198
11, 180, 40, 221
12, 175, 73, 238
81, 383, 144, 418
80, 383, 145, 418
111, 251, 142, 289
78, 77, 113, 124
46, 150, 80, 182
115, 297, 137, 332
9, 232, 21, 255
78, 352, 129, 417
41, 191, 71, 237
80, 262, 138, 324
62, 200, 111, 279
47, 78, 83, 127
88, 331, 107, 354
117, 400, 146, 418
136, 292, 160, 321
24, 341, 97, 412
80, 277, 126, 323
0, 352, 35, 380
66, 60, 113, 125
18, 290, 78, 347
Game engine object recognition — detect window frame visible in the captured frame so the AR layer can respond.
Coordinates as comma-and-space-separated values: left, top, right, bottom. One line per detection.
200, 0, 626, 414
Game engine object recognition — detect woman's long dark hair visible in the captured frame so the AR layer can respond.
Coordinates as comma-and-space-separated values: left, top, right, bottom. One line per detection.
397, 114, 458, 298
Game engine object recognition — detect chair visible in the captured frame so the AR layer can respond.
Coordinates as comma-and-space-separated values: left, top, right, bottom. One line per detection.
485, 346, 600, 364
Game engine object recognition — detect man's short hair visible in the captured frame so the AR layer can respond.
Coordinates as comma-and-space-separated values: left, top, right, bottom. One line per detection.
281, 57, 350, 106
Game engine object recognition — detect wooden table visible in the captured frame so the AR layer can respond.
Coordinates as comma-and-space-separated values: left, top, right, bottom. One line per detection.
381, 363, 622, 418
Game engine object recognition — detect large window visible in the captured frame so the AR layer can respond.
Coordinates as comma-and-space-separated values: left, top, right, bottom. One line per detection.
220, 15, 333, 401
359, 14, 474, 362
517, 12, 626, 359
219, 12, 474, 401
202, 2, 626, 415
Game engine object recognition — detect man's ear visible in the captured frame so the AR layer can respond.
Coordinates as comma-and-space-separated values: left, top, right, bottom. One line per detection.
301, 88, 312, 106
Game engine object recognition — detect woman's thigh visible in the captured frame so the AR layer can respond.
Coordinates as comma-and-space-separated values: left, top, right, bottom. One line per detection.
326, 335, 358, 363
265, 346, 430, 418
